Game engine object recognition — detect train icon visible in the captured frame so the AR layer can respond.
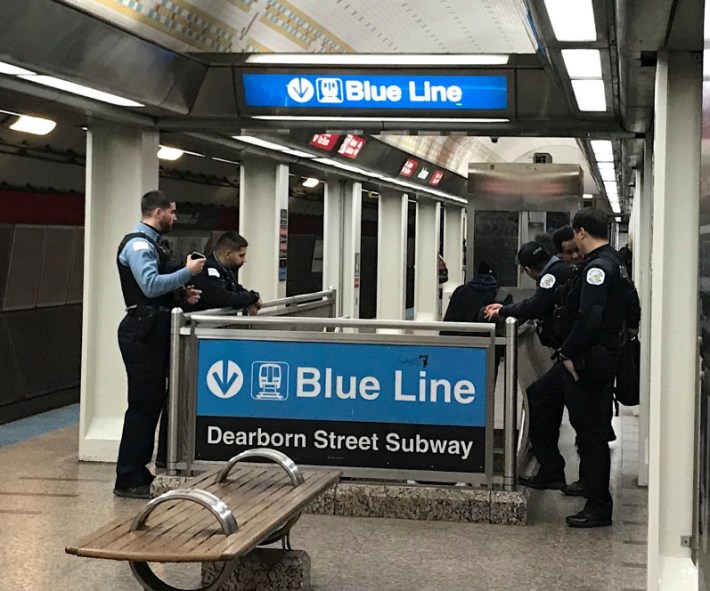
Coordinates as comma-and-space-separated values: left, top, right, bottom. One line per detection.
251, 361, 289, 400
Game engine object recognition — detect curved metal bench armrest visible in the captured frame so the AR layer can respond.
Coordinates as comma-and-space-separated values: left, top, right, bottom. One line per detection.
215, 448, 304, 486
130, 489, 238, 534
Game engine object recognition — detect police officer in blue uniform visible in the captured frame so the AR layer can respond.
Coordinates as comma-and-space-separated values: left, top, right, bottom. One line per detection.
186, 232, 262, 313
114, 190, 205, 499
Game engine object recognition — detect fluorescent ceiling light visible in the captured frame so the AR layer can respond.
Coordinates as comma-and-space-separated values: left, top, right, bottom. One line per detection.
596, 162, 615, 172
251, 115, 509, 123
246, 53, 509, 66
594, 153, 614, 163
591, 140, 613, 154
614, 216, 622, 222
583, 193, 593, 199
157, 146, 183, 161
562, 49, 602, 79
302, 177, 320, 188
604, 181, 618, 192
212, 157, 240, 165
314, 157, 383, 178
544, 0, 597, 41
233, 135, 316, 158
610, 203, 621, 214
0, 61, 36, 76
180, 149, 205, 157
599, 168, 616, 182
17, 74, 144, 107
9, 114, 56, 135
571, 80, 607, 111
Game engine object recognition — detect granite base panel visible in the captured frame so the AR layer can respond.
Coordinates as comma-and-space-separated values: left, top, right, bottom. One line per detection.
202, 549, 310, 591
151, 475, 528, 525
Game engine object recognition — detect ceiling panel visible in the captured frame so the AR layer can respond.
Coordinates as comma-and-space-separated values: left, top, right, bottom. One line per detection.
59, 0, 537, 54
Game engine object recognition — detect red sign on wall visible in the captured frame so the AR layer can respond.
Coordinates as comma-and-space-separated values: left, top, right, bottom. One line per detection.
309, 133, 340, 151
429, 170, 444, 186
337, 135, 366, 159
399, 158, 419, 178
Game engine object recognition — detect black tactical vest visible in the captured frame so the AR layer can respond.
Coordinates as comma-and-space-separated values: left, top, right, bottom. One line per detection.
116, 232, 173, 308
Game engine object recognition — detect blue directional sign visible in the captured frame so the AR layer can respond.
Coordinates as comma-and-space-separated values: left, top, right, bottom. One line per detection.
197, 338, 487, 427
241, 73, 508, 111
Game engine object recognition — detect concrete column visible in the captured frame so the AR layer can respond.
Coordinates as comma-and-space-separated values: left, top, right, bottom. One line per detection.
442, 205, 465, 317
322, 177, 344, 315
414, 199, 441, 321
637, 144, 653, 488
238, 156, 289, 301
647, 50, 701, 591
376, 189, 408, 320
79, 123, 159, 461
341, 180, 362, 319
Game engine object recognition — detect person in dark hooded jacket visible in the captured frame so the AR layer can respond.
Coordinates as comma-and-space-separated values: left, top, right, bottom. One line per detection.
443, 260, 512, 329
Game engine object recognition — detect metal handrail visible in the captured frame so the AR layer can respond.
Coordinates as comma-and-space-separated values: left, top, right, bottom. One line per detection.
216, 448, 304, 486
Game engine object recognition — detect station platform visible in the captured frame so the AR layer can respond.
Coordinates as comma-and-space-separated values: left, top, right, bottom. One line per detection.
0, 406, 647, 591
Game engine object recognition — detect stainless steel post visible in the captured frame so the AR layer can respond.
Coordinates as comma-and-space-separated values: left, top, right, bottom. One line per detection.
504, 317, 518, 491
167, 307, 184, 476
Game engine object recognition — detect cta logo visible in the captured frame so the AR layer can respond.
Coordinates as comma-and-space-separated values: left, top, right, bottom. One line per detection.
316, 78, 343, 103
206, 360, 244, 399
287, 78, 314, 103
251, 361, 290, 400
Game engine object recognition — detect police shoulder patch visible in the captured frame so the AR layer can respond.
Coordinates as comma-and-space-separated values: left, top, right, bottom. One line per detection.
132, 240, 150, 252
586, 267, 606, 285
540, 273, 556, 289
208, 268, 220, 278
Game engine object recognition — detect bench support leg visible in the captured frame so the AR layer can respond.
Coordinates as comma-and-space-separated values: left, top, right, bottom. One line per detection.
202, 549, 310, 591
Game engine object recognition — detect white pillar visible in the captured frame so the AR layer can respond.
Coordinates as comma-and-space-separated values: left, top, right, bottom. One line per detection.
322, 177, 344, 315
637, 145, 653, 488
442, 205, 466, 317
647, 50, 701, 591
239, 156, 289, 301
341, 180, 362, 319
414, 199, 441, 321
79, 124, 159, 461
376, 189, 408, 320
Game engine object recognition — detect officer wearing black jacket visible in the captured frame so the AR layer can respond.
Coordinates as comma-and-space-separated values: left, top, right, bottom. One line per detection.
526, 209, 628, 528
188, 232, 262, 313
115, 191, 205, 499
485, 241, 574, 348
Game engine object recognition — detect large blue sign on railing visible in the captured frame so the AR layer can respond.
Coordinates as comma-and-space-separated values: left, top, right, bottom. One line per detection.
195, 338, 489, 472
241, 73, 508, 112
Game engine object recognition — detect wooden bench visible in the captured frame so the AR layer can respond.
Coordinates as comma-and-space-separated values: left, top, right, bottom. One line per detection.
65, 449, 341, 591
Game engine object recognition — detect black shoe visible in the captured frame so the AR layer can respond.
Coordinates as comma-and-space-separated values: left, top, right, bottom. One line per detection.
113, 485, 152, 499
518, 473, 566, 490
155, 459, 166, 469
561, 480, 587, 497
565, 510, 612, 528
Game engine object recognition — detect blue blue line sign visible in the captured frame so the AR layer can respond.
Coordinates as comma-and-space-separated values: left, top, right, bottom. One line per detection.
241, 73, 509, 113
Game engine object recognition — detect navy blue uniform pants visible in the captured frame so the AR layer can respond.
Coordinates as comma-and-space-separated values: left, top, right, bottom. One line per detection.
115, 311, 170, 489
526, 360, 614, 518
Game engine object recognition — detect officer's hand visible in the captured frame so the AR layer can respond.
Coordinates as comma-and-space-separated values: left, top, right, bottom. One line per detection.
254, 297, 263, 310
245, 304, 259, 316
186, 255, 206, 275
484, 303, 502, 320
562, 358, 579, 382
185, 286, 202, 304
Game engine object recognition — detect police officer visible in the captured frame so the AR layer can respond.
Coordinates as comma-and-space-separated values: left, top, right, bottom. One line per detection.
538, 208, 628, 527
484, 241, 574, 348
114, 190, 205, 499
187, 231, 262, 313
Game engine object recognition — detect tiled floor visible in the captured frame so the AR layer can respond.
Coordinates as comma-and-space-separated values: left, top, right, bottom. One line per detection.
0, 407, 647, 591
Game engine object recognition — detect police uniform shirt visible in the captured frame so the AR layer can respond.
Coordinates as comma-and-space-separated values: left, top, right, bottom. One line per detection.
560, 244, 627, 360
189, 252, 260, 311
498, 256, 574, 323
118, 222, 191, 301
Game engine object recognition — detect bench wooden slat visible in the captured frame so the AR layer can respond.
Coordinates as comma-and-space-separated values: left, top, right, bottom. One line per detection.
68, 468, 339, 563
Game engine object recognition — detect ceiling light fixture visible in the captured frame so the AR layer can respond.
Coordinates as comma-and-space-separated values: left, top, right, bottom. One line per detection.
544, 0, 597, 41
251, 115, 509, 123
233, 135, 317, 158
302, 177, 320, 188
245, 54, 510, 66
599, 168, 616, 182
571, 80, 607, 111
313, 157, 383, 178
212, 157, 240, 165
591, 140, 614, 154
157, 146, 184, 161
0, 61, 36, 76
17, 74, 144, 107
9, 114, 56, 135
583, 193, 593, 199
561, 49, 603, 79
